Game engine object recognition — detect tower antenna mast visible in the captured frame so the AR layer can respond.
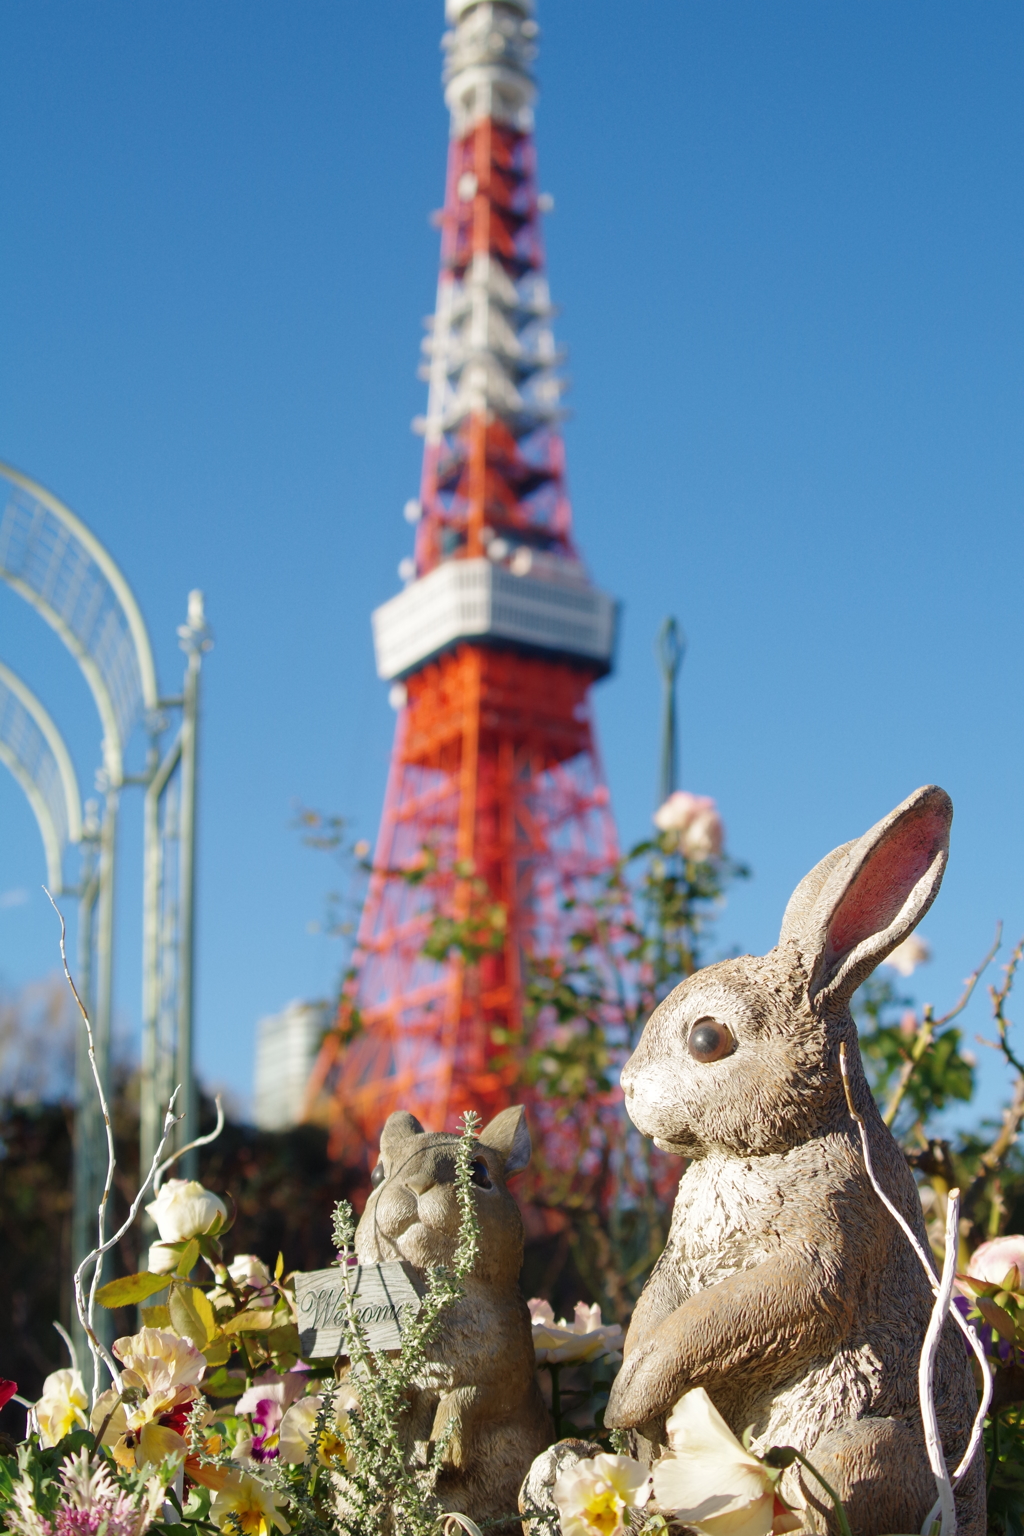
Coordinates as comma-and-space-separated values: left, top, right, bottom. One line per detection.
656, 616, 685, 805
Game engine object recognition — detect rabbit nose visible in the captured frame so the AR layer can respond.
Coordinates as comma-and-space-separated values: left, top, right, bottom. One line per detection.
406, 1169, 436, 1196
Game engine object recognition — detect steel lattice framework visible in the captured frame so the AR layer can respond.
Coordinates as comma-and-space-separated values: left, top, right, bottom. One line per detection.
307, 0, 624, 1167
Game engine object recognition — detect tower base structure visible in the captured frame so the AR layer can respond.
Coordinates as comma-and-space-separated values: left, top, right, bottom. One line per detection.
307, 641, 620, 1166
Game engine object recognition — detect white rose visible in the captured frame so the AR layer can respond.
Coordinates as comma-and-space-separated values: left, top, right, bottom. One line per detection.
229, 1255, 273, 1292
147, 1243, 180, 1275
679, 806, 724, 861
529, 1298, 624, 1365
653, 791, 725, 861
968, 1234, 1024, 1287
145, 1178, 226, 1243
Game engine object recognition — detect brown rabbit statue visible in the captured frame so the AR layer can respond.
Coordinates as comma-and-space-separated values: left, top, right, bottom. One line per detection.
353, 1104, 551, 1523
604, 785, 984, 1534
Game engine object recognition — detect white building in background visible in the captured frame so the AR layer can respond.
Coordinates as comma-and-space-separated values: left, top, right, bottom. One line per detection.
253, 1000, 328, 1131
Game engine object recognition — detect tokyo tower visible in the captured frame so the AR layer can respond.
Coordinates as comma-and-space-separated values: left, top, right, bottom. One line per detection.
308, 0, 621, 1165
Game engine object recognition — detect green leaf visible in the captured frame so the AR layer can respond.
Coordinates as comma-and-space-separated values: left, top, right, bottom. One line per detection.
202, 1368, 245, 1399
978, 1296, 1018, 1343
169, 1284, 211, 1348
141, 1304, 172, 1328
203, 1337, 232, 1367
95, 1271, 170, 1308
175, 1239, 200, 1278
191, 1285, 217, 1339
220, 1308, 276, 1335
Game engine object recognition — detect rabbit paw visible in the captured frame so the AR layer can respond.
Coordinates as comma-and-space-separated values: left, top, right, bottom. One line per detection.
606, 1343, 683, 1430
429, 1387, 478, 1469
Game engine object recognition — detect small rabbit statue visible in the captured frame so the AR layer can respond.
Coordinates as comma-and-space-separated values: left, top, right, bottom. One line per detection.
353, 1104, 551, 1523
605, 785, 984, 1535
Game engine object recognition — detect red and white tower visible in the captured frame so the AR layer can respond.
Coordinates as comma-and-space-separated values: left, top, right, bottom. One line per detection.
308, 0, 621, 1164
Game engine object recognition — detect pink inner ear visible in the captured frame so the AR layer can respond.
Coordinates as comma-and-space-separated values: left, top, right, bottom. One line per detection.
827, 803, 947, 960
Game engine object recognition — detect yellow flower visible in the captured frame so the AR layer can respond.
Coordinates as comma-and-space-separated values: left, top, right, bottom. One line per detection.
91, 1385, 187, 1480
652, 1388, 802, 1536
112, 1422, 188, 1477
553, 1452, 651, 1536
278, 1386, 359, 1471
90, 1387, 128, 1447
145, 1178, 227, 1243
34, 1368, 88, 1446
112, 1327, 206, 1427
210, 1471, 291, 1536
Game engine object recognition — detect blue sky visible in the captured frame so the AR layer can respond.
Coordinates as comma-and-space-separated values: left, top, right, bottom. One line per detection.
1, 2, 1022, 1127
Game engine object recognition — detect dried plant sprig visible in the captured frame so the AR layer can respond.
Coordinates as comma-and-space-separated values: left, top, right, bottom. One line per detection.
840, 1042, 992, 1516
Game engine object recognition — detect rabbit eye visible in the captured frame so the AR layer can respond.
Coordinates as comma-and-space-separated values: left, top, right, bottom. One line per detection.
688, 1018, 734, 1063
470, 1158, 493, 1190
370, 1162, 386, 1188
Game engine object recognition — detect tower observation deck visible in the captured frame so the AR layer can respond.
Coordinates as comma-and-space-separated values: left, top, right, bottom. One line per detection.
307, 0, 623, 1164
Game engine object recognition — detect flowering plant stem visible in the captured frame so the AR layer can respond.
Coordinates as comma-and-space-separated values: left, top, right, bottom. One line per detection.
763, 1447, 853, 1536
545, 1365, 563, 1441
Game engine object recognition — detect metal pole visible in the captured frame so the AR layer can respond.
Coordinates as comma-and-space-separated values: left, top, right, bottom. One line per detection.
140, 737, 180, 1178
140, 770, 162, 1182
175, 591, 211, 1175
655, 617, 685, 807
71, 788, 116, 1368
71, 864, 97, 1371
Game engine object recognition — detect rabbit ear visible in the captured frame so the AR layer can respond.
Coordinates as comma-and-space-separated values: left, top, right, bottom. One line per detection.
790, 785, 952, 1006
779, 840, 857, 949
380, 1110, 424, 1161
479, 1105, 531, 1176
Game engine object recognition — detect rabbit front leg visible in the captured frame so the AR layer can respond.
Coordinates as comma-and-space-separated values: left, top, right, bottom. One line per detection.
606, 1248, 852, 1430
429, 1385, 486, 1469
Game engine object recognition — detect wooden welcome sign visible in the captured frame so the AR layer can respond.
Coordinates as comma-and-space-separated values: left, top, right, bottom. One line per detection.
293, 1262, 423, 1358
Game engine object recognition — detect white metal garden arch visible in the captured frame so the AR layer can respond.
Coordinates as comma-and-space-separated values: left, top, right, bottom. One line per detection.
0, 461, 210, 1332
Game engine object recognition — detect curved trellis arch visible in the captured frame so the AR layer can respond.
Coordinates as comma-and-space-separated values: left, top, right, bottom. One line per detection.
0, 459, 210, 1378
0, 659, 83, 893
0, 461, 158, 781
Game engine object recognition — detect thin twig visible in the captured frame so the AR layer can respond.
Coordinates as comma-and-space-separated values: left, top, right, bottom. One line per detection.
72, 1089, 181, 1400
154, 1094, 225, 1193
839, 1043, 993, 1499
45, 888, 183, 1403
53, 1321, 79, 1376
962, 937, 1024, 1220
882, 927, 1001, 1128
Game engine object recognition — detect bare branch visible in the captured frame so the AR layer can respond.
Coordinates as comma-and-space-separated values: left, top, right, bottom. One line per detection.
882, 925, 1001, 1128
154, 1094, 225, 1193
53, 1321, 78, 1376
962, 936, 1024, 1215
934, 924, 1003, 1031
